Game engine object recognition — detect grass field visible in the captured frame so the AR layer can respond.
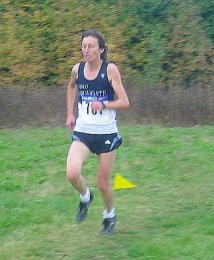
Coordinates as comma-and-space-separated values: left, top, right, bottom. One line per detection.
0, 125, 213, 259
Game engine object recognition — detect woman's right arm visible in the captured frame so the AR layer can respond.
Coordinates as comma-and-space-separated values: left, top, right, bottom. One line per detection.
66, 63, 79, 129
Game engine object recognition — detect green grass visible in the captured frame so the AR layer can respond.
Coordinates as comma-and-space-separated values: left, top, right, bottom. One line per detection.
0, 125, 214, 259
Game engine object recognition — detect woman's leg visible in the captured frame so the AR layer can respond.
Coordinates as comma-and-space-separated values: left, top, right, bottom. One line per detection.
67, 141, 90, 195
67, 141, 94, 222
97, 150, 116, 213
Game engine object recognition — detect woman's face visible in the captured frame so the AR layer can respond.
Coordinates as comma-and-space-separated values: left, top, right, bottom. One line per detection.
82, 36, 103, 62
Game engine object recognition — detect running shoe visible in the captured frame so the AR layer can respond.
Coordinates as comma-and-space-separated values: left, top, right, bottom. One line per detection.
76, 192, 94, 222
102, 216, 116, 234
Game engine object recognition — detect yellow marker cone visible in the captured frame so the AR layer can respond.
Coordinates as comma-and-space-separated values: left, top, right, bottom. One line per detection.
113, 174, 136, 190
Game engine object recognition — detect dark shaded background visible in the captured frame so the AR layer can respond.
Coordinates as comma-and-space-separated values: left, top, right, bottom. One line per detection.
1, 85, 213, 129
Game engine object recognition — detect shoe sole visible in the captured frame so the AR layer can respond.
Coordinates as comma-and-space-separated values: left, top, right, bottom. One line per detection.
102, 228, 115, 235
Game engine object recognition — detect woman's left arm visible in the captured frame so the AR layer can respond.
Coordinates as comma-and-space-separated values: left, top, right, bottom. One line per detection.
105, 63, 129, 110
91, 63, 129, 111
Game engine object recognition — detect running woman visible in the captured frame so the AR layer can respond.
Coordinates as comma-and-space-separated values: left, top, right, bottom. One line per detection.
66, 29, 129, 234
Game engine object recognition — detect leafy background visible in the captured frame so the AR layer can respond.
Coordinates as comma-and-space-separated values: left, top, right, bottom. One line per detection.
0, 0, 213, 88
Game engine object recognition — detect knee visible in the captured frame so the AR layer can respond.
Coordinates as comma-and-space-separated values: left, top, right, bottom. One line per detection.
66, 166, 79, 183
97, 179, 110, 193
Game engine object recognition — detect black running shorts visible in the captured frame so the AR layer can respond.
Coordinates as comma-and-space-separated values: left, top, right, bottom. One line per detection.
72, 131, 123, 154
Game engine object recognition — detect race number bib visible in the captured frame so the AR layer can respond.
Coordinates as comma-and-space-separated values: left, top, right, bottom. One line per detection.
78, 93, 110, 124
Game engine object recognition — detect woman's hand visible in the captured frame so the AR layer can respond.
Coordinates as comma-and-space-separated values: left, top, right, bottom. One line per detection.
66, 114, 76, 129
91, 101, 104, 111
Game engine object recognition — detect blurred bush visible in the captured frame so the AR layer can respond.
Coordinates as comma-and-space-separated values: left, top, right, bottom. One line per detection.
0, 0, 213, 89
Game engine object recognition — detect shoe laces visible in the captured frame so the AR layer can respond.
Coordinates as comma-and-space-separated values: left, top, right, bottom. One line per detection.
79, 201, 88, 211
103, 218, 115, 228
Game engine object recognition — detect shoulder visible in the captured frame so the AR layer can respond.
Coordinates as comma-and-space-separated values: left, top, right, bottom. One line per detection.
68, 63, 81, 86
107, 62, 118, 72
70, 62, 83, 80
71, 63, 80, 75
107, 62, 121, 80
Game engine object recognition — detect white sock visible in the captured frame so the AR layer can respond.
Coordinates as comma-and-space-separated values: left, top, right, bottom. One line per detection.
103, 208, 116, 219
80, 188, 90, 203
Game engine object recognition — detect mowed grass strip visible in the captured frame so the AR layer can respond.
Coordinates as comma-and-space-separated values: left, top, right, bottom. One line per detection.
0, 126, 213, 259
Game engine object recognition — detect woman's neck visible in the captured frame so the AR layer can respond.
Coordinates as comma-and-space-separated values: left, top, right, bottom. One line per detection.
86, 59, 103, 72
84, 59, 103, 80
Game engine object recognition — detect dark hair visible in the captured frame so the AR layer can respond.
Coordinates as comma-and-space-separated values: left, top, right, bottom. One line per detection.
82, 29, 108, 61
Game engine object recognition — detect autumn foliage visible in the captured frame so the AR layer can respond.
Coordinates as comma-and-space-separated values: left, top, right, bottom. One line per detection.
0, 0, 213, 89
